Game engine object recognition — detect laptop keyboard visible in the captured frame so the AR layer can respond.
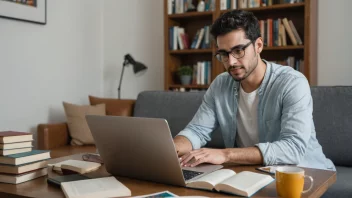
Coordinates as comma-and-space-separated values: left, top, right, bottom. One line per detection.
182, 169, 203, 181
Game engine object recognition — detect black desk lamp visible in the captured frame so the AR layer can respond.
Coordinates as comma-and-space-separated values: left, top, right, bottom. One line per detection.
118, 54, 147, 99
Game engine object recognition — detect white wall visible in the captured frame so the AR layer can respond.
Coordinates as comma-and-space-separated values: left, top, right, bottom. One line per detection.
318, 0, 352, 85
0, 0, 103, 147
103, 0, 164, 99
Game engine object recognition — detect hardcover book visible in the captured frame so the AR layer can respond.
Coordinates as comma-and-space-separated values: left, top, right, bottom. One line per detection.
0, 168, 47, 184
0, 150, 50, 165
0, 160, 48, 174
0, 141, 32, 149
0, 131, 33, 144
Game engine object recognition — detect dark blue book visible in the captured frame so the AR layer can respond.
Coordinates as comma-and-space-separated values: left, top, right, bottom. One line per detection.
47, 174, 90, 187
0, 150, 50, 165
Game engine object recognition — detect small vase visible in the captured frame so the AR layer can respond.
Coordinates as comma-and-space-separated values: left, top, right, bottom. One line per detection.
197, 1, 205, 12
180, 75, 192, 85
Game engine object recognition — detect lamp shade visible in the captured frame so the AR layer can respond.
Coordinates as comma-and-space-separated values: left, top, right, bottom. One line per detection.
133, 61, 147, 74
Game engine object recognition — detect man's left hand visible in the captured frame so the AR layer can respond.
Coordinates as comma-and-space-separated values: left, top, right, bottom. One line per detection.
179, 148, 228, 167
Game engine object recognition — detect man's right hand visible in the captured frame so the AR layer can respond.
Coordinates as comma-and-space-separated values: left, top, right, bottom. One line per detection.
173, 135, 192, 157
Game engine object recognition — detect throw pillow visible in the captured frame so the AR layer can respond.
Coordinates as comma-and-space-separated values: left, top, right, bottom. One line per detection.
63, 102, 106, 146
88, 95, 135, 116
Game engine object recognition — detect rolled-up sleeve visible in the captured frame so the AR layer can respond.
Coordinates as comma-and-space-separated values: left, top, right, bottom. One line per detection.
177, 81, 219, 149
256, 76, 312, 165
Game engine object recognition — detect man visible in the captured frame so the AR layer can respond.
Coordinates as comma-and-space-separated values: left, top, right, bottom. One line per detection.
173, 10, 335, 171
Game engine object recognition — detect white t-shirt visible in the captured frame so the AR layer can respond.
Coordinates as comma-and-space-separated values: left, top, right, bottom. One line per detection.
236, 85, 259, 147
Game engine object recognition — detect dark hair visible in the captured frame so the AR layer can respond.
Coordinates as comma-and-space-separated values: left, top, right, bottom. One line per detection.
210, 10, 260, 43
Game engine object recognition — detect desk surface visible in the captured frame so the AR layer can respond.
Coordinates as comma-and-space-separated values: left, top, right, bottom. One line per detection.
0, 153, 336, 198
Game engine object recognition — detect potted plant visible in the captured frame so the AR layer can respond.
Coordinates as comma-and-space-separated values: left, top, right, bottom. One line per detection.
177, 65, 193, 85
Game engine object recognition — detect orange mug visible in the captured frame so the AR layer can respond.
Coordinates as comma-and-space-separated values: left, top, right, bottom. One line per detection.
276, 166, 313, 198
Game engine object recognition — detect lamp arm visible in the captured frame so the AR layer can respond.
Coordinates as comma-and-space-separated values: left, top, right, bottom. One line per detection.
117, 60, 128, 99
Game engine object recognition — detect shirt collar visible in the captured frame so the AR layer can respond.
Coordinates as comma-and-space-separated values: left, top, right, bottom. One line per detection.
233, 59, 271, 96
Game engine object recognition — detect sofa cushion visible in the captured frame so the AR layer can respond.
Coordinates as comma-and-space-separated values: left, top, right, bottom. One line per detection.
63, 102, 106, 146
311, 86, 352, 166
133, 91, 224, 148
322, 166, 352, 197
89, 95, 135, 116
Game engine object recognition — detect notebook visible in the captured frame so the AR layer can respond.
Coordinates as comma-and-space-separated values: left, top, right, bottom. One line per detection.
61, 176, 131, 198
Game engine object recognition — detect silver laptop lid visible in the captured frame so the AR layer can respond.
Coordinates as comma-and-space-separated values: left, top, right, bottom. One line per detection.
86, 115, 187, 186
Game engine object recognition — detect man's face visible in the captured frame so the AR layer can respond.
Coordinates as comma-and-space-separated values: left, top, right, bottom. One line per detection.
216, 30, 259, 82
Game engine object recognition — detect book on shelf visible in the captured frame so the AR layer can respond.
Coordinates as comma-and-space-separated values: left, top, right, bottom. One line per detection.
168, 0, 215, 14
259, 18, 301, 47
282, 18, 297, 45
288, 19, 303, 45
0, 160, 48, 174
186, 169, 274, 197
192, 61, 211, 85
0, 131, 33, 144
190, 26, 211, 50
0, 150, 50, 165
49, 159, 102, 175
0, 147, 32, 156
0, 141, 32, 149
0, 167, 47, 184
271, 58, 304, 72
61, 176, 131, 198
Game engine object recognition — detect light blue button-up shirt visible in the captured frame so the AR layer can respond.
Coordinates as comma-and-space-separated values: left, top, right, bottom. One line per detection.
177, 60, 335, 171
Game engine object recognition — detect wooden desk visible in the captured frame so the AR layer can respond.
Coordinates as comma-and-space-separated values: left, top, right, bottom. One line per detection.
0, 153, 336, 198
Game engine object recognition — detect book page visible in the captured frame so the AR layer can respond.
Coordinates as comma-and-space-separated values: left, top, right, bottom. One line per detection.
215, 171, 274, 196
187, 169, 235, 189
49, 160, 101, 174
61, 176, 131, 198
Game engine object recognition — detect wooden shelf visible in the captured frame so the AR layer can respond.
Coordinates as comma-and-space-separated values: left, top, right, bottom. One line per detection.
264, 45, 304, 50
168, 11, 213, 19
164, 0, 317, 89
220, 2, 305, 14
170, 49, 213, 54
169, 84, 210, 89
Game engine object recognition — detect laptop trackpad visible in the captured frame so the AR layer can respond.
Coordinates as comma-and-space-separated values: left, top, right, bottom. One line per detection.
182, 164, 223, 173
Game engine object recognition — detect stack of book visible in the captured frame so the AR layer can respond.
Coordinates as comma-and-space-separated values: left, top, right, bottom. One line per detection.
0, 131, 51, 184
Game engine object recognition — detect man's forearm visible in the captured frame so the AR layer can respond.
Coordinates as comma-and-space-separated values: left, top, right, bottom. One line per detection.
173, 135, 192, 156
224, 147, 264, 165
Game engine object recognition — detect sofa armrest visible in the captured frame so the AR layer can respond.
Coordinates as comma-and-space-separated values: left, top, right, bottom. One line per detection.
37, 123, 70, 150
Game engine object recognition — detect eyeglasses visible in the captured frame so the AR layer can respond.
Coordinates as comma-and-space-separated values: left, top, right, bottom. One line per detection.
215, 41, 253, 63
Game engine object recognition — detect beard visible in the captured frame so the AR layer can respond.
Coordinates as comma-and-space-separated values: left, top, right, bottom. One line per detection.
227, 53, 259, 82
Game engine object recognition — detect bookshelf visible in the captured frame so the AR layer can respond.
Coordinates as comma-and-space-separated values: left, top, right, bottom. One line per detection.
164, 0, 317, 91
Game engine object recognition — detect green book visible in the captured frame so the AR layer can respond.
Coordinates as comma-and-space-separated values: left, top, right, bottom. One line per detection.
0, 150, 50, 165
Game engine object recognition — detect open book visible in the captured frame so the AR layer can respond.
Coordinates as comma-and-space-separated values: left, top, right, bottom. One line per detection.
49, 159, 101, 174
186, 169, 274, 197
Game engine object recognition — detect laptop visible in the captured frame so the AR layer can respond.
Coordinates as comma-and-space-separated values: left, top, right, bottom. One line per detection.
85, 115, 223, 187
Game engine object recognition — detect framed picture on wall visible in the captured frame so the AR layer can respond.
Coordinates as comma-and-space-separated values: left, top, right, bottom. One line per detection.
0, 0, 46, 25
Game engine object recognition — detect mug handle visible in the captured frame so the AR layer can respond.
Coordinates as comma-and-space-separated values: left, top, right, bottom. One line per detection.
302, 175, 314, 194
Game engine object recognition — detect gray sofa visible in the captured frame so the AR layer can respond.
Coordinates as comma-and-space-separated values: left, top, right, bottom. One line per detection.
133, 86, 352, 197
